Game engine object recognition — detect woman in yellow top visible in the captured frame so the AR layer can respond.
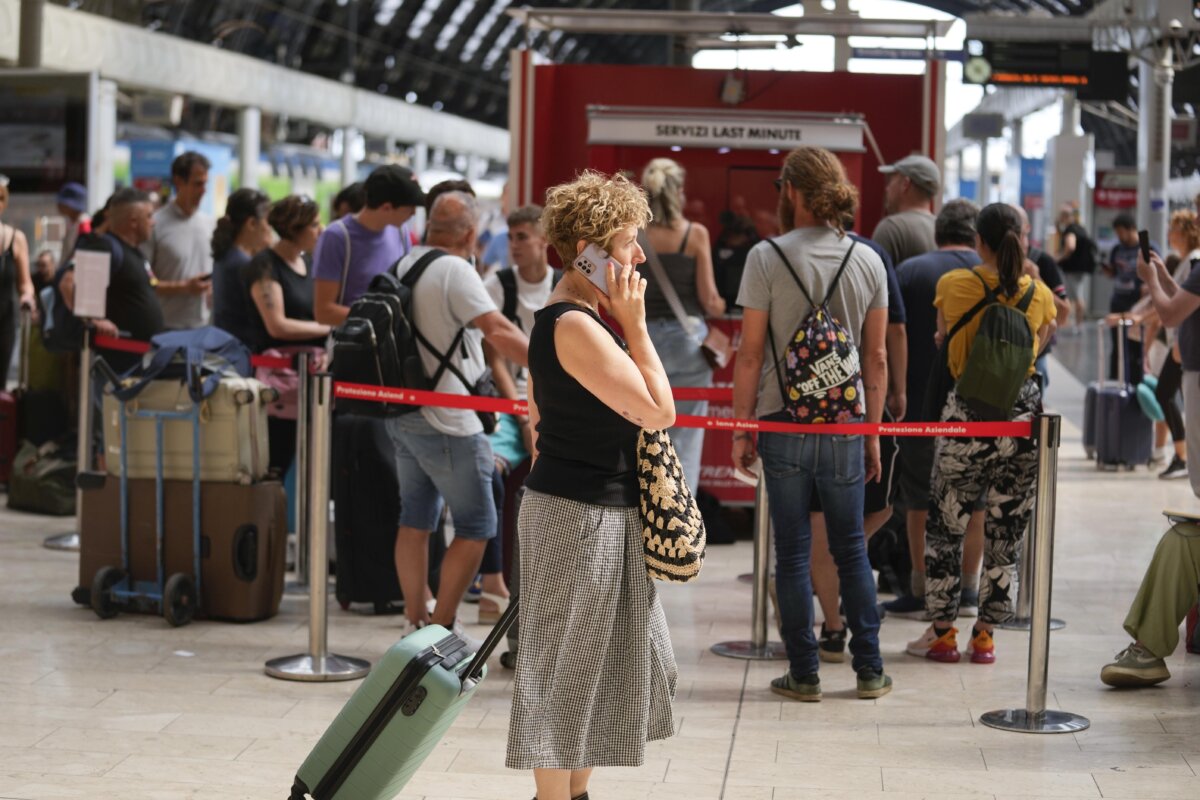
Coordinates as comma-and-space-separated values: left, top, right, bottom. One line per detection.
907, 203, 1057, 666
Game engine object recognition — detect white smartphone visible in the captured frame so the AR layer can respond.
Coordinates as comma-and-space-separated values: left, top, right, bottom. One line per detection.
573, 243, 614, 295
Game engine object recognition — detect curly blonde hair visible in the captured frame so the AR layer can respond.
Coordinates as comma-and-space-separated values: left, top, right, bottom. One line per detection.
541, 170, 652, 265
1171, 209, 1200, 253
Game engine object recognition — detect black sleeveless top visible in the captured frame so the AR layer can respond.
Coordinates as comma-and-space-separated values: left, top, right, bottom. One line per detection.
644, 223, 702, 319
243, 249, 325, 353
524, 302, 641, 507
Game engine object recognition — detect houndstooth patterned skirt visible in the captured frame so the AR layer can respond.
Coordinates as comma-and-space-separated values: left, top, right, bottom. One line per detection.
506, 490, 678, 770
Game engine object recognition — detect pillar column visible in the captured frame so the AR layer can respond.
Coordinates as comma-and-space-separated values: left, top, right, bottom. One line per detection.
1138, 48, 1173, 248
238, 107, 261, 190
87, 78, 117, 215
18, 0, 44, 68
413, 141, 429, 175
340, 126, 358, 187
977, 139, 989, 206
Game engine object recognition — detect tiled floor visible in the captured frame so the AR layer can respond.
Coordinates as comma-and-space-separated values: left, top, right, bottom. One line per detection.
1, 356, 1198, 799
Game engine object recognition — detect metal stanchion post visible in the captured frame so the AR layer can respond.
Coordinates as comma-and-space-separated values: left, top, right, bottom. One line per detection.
711, 472, 787, 660
266, 373, 370, 682
285, 353, 311, 593
45, 330, 89, 552
998, 524, 1065, 631
982, 414, 1089, 734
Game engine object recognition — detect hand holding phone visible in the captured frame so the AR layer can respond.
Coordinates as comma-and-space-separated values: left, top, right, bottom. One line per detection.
1138, 229, 1152, 264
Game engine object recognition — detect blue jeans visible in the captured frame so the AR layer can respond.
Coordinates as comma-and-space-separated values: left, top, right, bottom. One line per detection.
647, 317, 712, 490
759, 431, 883, 676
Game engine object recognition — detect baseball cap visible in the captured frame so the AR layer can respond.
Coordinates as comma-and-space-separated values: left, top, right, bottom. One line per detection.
363, 165, 425, 210
56, 182, 88, 213
879, 155, 941, 196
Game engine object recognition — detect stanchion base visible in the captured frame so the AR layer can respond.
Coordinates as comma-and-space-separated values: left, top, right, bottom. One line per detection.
710, 640, 788, 660
997, 617, 1066, 631
264, 653, 371, 682
980, 708, 1090, 734
43, 532, 80, 552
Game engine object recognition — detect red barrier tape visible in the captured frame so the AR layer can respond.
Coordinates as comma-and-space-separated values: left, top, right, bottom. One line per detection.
332, 381, 1034, 438
94, 334, 293, 370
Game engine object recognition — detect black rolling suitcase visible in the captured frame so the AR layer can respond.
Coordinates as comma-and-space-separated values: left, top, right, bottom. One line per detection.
332, 413, 443, 613
1095, 320, 1153, 469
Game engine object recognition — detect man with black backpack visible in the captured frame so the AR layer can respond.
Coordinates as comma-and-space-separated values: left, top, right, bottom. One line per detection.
386, 191, 528, 645
1055, 204, 1098, 329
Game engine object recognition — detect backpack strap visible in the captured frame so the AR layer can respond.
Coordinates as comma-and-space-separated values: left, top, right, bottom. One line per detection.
1015, 281, 1037, 313
944, 269, 995, 345
334, 220, 352, 305
497, 268, 518, 326
763, 239, 816, 307
403, 249, 479, 393
822, 240, 858, 306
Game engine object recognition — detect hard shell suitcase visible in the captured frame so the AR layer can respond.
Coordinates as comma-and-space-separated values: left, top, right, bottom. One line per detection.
291, 601, 518, 800
332, 413, 443, 612
0, 390, 15, 485
1083, 323, 1102, 458
1187, 602, 1200, 655
102, 376, 271, 483
75, 476, 287, 621
1095, 319, 1153, 469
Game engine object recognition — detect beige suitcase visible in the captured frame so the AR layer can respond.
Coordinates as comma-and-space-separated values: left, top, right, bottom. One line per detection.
103, 377, 272, 483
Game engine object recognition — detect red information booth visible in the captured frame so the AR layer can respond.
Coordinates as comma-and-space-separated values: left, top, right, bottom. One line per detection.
511, 59, 942, 504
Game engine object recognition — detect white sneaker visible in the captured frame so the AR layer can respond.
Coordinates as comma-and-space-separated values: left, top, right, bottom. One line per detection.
451, 619, 485, 653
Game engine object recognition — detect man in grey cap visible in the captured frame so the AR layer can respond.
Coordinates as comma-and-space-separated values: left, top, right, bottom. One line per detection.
55, 181, 89, 268
872, 155, 940, 266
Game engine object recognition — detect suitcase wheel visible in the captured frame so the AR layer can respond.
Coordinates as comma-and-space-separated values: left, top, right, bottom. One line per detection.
500, 651, 517, 670
163, 573, 197, 628
1084, 446, 1095, 460
91, 566, 124, 620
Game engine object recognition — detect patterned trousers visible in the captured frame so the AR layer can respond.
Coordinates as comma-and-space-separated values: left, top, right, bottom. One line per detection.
925, 380, 1041, 624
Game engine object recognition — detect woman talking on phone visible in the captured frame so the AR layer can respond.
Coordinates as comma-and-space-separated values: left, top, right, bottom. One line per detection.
506, 171, 678, 800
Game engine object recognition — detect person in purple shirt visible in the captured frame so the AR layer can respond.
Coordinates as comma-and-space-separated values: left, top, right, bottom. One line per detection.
313, 165, 423, 325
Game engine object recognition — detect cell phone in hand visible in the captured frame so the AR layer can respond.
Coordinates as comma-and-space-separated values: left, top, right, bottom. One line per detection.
1138, 230, 1152, 263
573, 243, 613, 295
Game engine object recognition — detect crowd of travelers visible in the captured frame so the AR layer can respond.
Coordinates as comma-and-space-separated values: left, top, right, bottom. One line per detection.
7, 142, 1200, 800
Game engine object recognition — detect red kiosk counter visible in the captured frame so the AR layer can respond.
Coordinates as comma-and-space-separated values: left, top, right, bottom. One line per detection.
511, 61, 943, 503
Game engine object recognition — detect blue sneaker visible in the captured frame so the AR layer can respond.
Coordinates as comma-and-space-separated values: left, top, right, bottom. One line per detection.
882, 594, 929, 621
464, 575, 482, 604
959, 589, 979, 618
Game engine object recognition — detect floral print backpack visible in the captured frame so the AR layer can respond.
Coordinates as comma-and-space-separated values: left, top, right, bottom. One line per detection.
764, 239, 864, 424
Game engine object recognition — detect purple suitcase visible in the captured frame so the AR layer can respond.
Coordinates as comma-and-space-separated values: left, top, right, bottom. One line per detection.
1095, 320, 1152, 469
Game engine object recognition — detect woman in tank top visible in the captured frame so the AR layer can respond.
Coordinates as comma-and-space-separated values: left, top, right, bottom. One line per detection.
506, 171, 678, 800
640, 158, 726, 490
243, 195, 331, 474
0, 180, 36, 385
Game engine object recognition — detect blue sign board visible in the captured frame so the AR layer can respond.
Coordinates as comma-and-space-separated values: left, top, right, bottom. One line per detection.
1019, 158, 1044, 201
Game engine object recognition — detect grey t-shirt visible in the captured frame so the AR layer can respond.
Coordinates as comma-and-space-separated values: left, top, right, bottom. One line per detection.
871, 209, 936, 266
143, 202, 215, 329
394, 246, 499, 436
737, 227, 888, 418
1177, 259, 1200, 372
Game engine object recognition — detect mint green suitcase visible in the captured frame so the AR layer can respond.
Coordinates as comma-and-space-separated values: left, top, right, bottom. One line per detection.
291, 602, 517, 800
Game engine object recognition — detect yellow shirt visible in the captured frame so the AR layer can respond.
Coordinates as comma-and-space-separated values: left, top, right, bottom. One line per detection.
935, 268, 1056, 380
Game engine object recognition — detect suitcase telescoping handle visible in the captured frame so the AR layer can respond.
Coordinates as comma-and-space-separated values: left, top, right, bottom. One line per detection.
18, 307, 30, 392
1116, 317, 1134, 388
1096, 319, 1107, 387
461, 598, 519, 691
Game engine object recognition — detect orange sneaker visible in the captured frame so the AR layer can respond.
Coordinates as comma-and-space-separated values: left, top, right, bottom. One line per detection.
906, 625, 961, 663
967, 627, 996, 664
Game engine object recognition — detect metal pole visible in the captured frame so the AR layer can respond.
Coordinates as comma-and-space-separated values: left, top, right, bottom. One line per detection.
286, 354, 311, 591
266, 373, 370, 681
998, 525, 1065, 631
45, 331, 89, 552
982, 414, 1089, 734
711, 471, 787, 660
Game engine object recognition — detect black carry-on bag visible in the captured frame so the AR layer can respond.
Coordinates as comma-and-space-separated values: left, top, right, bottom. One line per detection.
290, 600, 518, 800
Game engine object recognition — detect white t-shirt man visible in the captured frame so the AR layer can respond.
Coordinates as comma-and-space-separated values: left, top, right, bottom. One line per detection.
143, 201, 215, 329
483, 268, 554, 399
393, 245, 498, 436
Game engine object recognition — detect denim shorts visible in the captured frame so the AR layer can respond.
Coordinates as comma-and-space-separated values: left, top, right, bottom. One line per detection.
385, 412, 497, 540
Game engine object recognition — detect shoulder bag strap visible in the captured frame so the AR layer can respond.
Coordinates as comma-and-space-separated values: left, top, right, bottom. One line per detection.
335, 220, 352, 305
639, 229, 701, 341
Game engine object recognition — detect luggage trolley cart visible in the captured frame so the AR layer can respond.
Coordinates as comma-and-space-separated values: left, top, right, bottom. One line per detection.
90, 358, 201, 627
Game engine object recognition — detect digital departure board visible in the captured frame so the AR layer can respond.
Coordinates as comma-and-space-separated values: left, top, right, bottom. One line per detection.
963, 42, 1128, 102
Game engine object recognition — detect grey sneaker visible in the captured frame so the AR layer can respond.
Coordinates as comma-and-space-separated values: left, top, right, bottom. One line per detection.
856, 667, 893, 699
770, 671, 821, 702
1100, 643, 1170, 688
